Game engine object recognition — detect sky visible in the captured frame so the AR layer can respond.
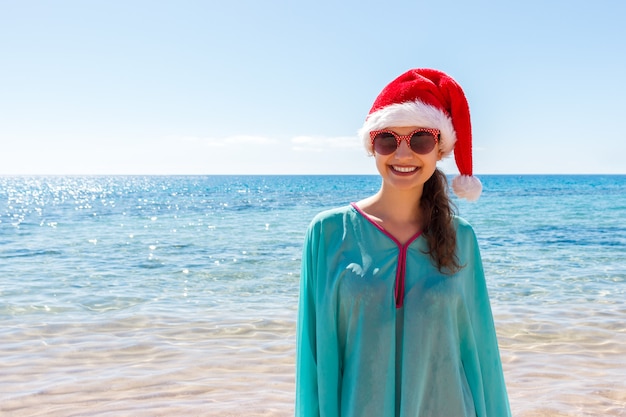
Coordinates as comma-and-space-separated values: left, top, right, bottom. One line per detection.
1, 0, 625, 175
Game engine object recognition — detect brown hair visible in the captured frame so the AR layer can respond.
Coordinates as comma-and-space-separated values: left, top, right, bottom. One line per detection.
420, 168, 463, 274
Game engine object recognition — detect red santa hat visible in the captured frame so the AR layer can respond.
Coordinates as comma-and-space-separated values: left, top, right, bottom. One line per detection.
358, 68, 482, 201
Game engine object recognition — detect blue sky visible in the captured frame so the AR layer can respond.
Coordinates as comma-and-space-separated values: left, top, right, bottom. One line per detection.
1, 0, 625, 175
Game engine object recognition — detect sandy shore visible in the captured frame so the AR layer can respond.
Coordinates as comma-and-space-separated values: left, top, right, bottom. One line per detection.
1, 309, 625, 417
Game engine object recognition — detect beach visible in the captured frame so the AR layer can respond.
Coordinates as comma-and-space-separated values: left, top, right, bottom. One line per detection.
1, 175, 625, 416
3, 308, 625, 416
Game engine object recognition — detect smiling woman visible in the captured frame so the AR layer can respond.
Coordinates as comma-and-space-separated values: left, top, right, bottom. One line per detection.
296, 68, 511, 417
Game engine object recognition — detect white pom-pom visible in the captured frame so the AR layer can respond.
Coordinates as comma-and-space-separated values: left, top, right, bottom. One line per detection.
452, 175, 482, 201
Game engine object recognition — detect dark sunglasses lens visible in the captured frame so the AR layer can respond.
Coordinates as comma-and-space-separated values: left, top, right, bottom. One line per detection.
373, 132, 397, 155
409, 131, 437, 154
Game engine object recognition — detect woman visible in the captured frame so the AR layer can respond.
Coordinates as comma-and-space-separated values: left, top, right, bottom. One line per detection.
296, 69, 511, 417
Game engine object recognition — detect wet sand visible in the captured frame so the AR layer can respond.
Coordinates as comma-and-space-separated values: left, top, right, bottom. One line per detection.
1, 308, 625, 417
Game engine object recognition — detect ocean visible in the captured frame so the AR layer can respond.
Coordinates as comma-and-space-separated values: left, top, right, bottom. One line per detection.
1, 175, 625, 417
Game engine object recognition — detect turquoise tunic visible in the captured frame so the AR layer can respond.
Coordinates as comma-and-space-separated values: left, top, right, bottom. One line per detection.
296, 204, 511, 417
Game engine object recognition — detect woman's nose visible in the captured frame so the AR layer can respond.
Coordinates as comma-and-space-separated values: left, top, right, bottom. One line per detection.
394, 139, 413, 158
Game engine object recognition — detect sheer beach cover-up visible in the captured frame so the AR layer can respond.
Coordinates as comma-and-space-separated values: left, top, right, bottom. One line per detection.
296, 205, 511, 417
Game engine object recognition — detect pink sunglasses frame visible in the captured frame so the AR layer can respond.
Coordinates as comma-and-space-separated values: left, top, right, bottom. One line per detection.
369, 128, 440, 155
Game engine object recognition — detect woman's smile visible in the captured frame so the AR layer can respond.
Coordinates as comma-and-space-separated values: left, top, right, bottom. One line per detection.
391, 165, 420, 174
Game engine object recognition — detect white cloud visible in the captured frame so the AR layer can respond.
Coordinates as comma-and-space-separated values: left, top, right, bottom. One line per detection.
180, 135, 280, 148
291, 135, 362, 152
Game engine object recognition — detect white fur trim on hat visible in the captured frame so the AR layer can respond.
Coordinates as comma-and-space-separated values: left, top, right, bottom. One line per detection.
358, 99, 457, 156
451, 175, 482, 201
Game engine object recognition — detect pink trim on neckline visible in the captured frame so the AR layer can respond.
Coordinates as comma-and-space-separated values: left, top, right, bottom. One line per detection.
350, 202, 422, 308
350, 203, 423, 246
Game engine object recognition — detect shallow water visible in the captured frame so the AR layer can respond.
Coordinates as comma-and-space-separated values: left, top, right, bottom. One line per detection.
1, 175, 625, 416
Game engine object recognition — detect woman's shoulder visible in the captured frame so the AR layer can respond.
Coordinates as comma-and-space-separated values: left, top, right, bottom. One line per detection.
305, 205, 359, 239
309, 204, 355, 225
452, 214, 472, 228
452, 215, 479, 241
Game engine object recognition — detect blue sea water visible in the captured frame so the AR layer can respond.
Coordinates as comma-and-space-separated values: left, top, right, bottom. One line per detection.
1, 175, 625, 416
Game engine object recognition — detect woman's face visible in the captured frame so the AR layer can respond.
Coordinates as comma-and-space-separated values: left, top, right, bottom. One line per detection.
373, 126, 442, 192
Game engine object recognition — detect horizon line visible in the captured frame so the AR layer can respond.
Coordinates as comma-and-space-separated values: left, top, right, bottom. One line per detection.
1, 173, 625, 177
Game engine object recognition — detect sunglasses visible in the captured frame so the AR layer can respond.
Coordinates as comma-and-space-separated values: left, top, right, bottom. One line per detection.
370, 128, 440, 155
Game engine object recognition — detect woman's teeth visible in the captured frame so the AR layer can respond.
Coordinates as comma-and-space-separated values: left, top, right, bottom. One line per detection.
392, 166, 417, 173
